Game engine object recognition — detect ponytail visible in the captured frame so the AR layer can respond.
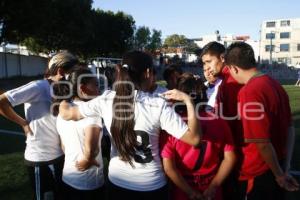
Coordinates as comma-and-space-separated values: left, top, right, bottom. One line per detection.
110, 50, 153, 166
111, 64, 137, 166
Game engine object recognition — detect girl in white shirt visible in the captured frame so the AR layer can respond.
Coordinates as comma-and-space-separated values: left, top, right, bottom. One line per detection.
59, 51, 202, 200
0, 52, 79, 200
54, 68, 105, 200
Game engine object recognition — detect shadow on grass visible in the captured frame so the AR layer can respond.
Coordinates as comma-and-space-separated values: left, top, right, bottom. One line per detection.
0, 182, 33, 200
0, 152, 32, 200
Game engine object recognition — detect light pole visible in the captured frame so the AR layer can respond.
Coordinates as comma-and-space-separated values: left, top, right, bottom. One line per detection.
269, 31, 276, 65
270, 35, 273, 64
258, 30, 261, 64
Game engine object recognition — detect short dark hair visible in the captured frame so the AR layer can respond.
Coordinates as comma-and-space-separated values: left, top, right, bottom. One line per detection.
163, 64, 182, 82
224, 42, 256, 69
200, 41, 225, 58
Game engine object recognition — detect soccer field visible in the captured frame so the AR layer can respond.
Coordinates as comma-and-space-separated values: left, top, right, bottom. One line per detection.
0, 85, 299, 199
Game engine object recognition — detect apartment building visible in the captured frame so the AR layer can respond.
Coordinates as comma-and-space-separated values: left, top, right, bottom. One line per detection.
260, 18, 300, 67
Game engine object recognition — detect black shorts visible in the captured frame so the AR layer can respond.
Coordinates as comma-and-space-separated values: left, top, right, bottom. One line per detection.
26, 155, 64, 200
237, 169, 284, 200
61, 181, 105, 200
107, 179, 168, 200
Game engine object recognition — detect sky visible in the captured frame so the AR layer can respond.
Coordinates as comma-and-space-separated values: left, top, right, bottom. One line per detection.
93, 0, 300, 41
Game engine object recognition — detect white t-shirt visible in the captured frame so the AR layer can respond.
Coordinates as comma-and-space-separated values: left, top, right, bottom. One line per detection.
5, 80, 63, 162
57, 101, 104, 190
204, 78, 222, 108
78, 90, 188, 191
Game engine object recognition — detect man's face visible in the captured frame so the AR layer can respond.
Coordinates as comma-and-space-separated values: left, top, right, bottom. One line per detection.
203, 64, 218, 84
201, 54, 224, 77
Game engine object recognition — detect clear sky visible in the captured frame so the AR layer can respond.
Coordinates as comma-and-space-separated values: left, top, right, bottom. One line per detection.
93, 0, 300, 41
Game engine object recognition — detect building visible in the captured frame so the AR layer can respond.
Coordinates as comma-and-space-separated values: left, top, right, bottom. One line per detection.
260, 18, 300, 67
191, 33, 260, 60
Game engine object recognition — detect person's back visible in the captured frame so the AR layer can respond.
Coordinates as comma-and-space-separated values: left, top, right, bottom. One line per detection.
79, 89, 187, 190
238, 74, 291, 179
224, 42, 299, 199
57, 101, 104, 191
0, 51, 79, 200
5, 79, 63, 162
59, 51, 202, 200
54, 68, 105, 200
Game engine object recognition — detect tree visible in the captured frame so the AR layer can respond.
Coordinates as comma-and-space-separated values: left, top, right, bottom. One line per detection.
185, 39, 200, 53
0, 0, 135, 58
134, 26, 151, 50
147, 29, 162, 52
86, 9, 135, 57
163, 34, 199, 53
131, 27, 162, 52
163, 34, 188, 48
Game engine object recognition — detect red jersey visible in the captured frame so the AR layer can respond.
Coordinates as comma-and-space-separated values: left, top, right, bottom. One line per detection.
216, 67, 244, 147
161, 112, 234, 200
238, 74, 292, 180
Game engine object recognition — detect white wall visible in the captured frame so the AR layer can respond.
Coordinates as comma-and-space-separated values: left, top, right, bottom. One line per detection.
0, 53, 48, 78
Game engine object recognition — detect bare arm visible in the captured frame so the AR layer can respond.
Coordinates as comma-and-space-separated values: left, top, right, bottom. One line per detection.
76, 125, 101, 171
163, 89, 201, 147
163, 158, 202, 200
0, 94, 31, 135
204, 151, 236, 199
256, 142, 299, 191
59, 100, 83, 121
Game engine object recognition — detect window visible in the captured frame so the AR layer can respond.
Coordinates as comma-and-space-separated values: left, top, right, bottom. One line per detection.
266, 33, 275, 39
280, 20, 290, 27
266, 21, 276, 27
280, 44, 289, 52
277, 58, 287, 63
298, 44, 300, 51
280, 32, 290, 39
277, 57, 291, 64
265, 45, 275, 52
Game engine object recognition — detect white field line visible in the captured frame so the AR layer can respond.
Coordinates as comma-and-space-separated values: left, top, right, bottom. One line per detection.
0, 129, 24, 136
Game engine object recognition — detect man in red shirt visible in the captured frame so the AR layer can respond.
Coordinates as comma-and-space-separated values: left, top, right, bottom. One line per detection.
225, 42, 299, 199
200, 42, 244, 199
200, 42, 244, 147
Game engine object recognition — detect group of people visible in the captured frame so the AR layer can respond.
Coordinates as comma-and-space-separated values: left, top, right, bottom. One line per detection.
0, 42, 299, 200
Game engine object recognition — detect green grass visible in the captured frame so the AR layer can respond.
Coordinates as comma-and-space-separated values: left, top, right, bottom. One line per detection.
0, 152, 33, 200
283, 86, 300, 170
0, 84, 300, 199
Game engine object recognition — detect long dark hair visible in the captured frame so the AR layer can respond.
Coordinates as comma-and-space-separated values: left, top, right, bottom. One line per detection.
52, 68, 95, 116
110, 51, 153, 165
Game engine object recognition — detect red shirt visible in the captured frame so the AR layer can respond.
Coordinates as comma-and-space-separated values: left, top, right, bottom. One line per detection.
238, 74, 292, 180
161, 112, 234, 200
216, 67, 244, 147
